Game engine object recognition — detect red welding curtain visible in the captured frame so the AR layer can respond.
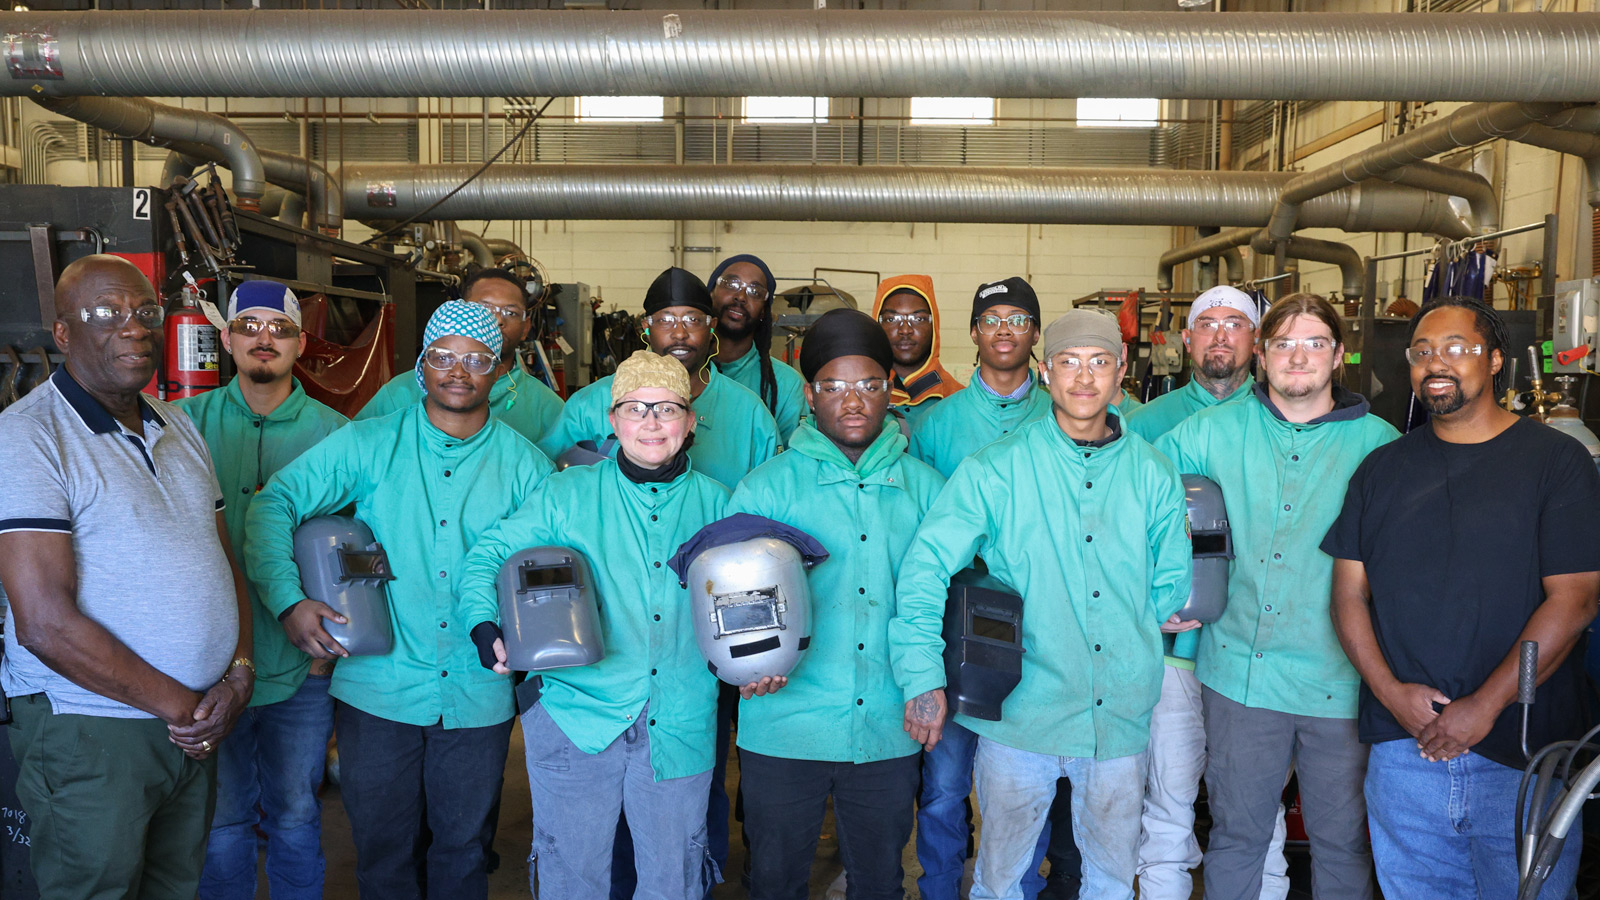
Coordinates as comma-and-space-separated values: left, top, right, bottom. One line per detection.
293, 295, 394, 418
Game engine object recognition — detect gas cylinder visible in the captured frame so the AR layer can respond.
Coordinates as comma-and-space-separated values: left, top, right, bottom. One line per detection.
163, 306, 220, 399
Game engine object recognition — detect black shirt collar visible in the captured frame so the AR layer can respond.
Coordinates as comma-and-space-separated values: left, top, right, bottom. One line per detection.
1072, 412, 1123, 448
1253, 381, 1370, 425
52, 366, 166, 434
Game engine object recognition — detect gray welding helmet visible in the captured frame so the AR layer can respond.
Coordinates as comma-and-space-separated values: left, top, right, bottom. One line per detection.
1177, 474, 1234, 624
670, 514, 830, 686
292, 515, 396, 656
496, 546, 605, 672
555, 437, 616, 471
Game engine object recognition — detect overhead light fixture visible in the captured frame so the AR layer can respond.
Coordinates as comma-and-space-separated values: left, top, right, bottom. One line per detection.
1177, 0, 1215, 7
12, 3, 30, 10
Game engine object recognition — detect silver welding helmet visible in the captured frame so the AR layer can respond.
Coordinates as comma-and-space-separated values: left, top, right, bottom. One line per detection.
1177, 474, 1234, 624
555, 437, 616, 471
292, 515, 396, 656
671, 514, 830, 686
496, 546, 605, 671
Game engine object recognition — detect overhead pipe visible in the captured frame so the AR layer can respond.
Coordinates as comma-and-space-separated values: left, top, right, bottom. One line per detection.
1503, 122, 1600, 207
1158, 227, 1364, 298
163, 144, 342, 233
1248, 231, 1365, 300
483, 238, 527, 261
31, 95, 265, 208
1266, 101, 1570, 243
1379, 162, 1500, 236
457, 231, 495, 268
340, 164, 1473, 236
9, 12, 1600, 101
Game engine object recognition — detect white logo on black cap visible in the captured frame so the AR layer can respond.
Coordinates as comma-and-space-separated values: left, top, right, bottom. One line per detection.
978, 284, 1009, 299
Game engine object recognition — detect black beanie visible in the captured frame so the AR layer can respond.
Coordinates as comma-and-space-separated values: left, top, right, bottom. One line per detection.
971, 277, 1041, 325
800, 309, 895, 382
644, 267, 715, 317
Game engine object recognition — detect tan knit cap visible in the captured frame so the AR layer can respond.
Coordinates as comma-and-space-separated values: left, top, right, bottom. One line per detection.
611, 349, 692, 405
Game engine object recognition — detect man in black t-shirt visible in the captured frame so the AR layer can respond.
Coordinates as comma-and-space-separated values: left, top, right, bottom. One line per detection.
1323, 295, 1600, 900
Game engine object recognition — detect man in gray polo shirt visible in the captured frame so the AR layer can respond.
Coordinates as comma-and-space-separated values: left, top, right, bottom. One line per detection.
0, 255, 254, 900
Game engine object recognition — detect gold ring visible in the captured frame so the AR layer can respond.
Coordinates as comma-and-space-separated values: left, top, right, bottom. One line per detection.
201, 740, 212, 752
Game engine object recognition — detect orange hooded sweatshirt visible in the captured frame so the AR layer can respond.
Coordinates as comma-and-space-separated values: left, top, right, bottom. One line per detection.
870, 274, 960, 409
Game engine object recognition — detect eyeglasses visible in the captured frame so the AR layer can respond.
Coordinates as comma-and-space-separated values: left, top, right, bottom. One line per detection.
1192, 318, 1255, 335
229, 317, 301, 340
879, 313, 932, 328
612, 399, 690, 422
1047, 355, 1118, 374
976, 313, 1034, 335
472, 301, 527, 322
1264, 337, 1336, 356
423, 347, 498, 375
715, 275, 768, 301
78, 305, 165, 330
643, 313, 712, 331
812, 378, 892, 396
1405, 342, 1484, 367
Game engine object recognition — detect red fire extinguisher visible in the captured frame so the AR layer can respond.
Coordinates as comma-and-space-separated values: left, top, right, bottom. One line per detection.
164, 306, 221, 399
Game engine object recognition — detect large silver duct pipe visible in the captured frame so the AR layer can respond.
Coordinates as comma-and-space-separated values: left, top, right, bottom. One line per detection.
1266, 101, 1569, 242
457, 231, 495, 268
162, 145, 342, 233
10, 11, 1600, 101
1503, 122, 1600, 206
341, 164, 1473, 236
32, 95, 265, 206
1158, 227, 1363, 298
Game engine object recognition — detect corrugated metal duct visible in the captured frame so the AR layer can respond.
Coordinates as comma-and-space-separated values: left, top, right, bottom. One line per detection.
340, 164, 1474, 236
7, 11, 1600, 101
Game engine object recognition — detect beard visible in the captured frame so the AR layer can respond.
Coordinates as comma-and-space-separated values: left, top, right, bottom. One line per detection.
1198, 352, 1242, 381
716, 307, 759, 341
1274, 376, 1322, 399
1418, 376, 1469, 416
244, 365, 279, 385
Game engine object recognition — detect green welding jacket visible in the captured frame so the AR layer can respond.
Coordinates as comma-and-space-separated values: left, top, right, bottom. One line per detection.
459, 459, 729, 781
244, 405, 553, 729
1156, 386, 1398, 719
896, 415, 1191, 760
717, 348, 808, 444
908, 377, 1052, 479
177, 379, 348, 707
356, 367, 565, 446
1125, 377, 1254, 444
535, 369, 778, 490
727, 420, 947, 763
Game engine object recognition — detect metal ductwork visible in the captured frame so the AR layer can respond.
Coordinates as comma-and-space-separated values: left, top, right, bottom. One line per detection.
1503, 123, 1600, 207
484, 238, 526, 261
1158, 227, 1363, 299
31, 95, 265, 207
458, 231, 494, 268
1379, 162, 1500, 236
9, 11, 1600, 101
1266, 101, 1570, 242
1247, 231, 1364, 300
341, 164, 1473, 237
162, 145, 342, 233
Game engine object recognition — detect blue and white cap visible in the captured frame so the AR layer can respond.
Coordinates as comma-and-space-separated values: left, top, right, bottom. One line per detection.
228, 280, 302, 327
415, 300, 505, 390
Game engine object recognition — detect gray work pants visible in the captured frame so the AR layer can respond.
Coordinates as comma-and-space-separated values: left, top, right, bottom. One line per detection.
1200, 686, 1373, 900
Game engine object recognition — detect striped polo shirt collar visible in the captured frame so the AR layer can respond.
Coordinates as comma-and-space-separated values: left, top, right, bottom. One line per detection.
51, 366, 166, 435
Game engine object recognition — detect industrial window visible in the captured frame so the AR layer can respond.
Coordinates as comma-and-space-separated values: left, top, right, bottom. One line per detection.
575, 96, 665, 122
744, 97, 829, 123
1076, 98, 1160, 128
909, 97, 995, 125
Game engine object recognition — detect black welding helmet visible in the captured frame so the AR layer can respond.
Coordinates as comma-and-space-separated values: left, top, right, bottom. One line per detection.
942, 568, 1024, 722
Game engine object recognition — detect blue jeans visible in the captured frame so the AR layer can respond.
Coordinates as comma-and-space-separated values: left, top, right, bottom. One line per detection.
200, 674, 334, 900
524, 702, 715, 900
970, 737, 1146, 900
916, 720, 1049, 900
1366, 738, 1580, 900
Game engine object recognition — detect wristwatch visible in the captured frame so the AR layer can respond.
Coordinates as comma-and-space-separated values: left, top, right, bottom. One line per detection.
225, 657, 256, 680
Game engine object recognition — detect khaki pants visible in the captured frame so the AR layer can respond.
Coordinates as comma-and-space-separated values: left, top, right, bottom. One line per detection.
7, 693, 217, 900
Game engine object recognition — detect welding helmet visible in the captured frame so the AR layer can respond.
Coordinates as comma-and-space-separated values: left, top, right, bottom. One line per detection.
942, 568, 1024, 721
670, 514, 829, 686
496, 546, 605, 671
292, 516, 396, 656
555, 437, 616, 471
1177, 474, 1233, 624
